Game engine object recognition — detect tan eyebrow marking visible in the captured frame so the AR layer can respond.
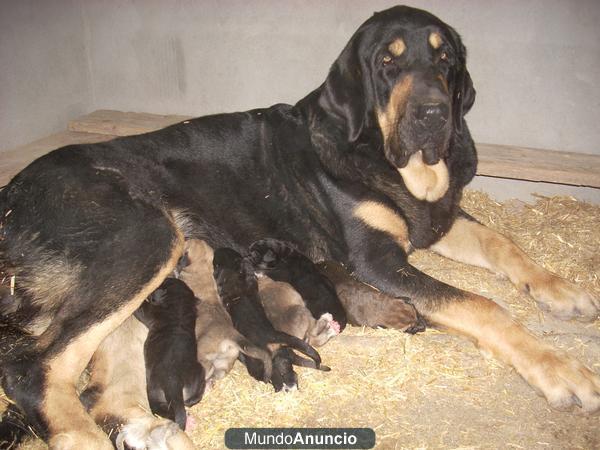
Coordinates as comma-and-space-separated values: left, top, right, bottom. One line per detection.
388, 38, 406, 56
429, 32, 443, 49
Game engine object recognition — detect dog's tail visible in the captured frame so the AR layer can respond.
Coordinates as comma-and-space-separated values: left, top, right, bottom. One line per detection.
271, 331, 323, 369
236, 335, 273, 382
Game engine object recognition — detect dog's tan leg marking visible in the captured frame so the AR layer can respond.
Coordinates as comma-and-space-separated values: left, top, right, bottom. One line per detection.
43, 233, 184, 450
431, 217, 599, 321
428, 294, 600, 413
88, 317, 194, 450
397, 150, 449, 202
353, 201, 411, 252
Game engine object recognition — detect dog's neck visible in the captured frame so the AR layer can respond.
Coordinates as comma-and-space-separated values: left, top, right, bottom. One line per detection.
297, 87, 469, 249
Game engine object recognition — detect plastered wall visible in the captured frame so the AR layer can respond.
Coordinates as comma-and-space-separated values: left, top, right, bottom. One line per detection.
1, 0, 599, 202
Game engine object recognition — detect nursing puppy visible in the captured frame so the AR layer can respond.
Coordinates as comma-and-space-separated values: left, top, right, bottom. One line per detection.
317, 261, 426, 333
134, 278, 205, 430
178, 239, 272, 383
248, 239, 347, 333
258, 277, 338, 347
213, 247, 324, 391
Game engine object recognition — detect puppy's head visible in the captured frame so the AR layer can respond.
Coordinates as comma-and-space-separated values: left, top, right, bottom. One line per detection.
213, 248, 257, 305
135, 278, 195, 327
271, 348, 298, 393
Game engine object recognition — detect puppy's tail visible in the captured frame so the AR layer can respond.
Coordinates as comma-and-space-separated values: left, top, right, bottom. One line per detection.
236, 336, 273, 382
273, 332, 323, 369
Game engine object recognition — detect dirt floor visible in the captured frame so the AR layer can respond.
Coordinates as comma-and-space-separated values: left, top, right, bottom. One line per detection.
2, 190, 599, 449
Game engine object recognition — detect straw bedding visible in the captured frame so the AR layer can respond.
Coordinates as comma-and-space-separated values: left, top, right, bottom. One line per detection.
2, 189, 599, 449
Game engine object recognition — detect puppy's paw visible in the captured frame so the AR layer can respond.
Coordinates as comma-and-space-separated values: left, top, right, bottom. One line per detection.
308, 313, 339, 346
116, 417, 194, 450
523, 349, 600, 414
529, 275, 599, 322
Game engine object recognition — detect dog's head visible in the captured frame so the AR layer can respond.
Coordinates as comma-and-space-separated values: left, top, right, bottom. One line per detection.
319, 6, 475, 202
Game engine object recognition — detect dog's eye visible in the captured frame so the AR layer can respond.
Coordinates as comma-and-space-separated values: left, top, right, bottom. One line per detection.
382, 55, 393, 65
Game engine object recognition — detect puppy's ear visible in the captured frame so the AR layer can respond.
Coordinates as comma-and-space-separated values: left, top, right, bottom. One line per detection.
319, 39, 372, 142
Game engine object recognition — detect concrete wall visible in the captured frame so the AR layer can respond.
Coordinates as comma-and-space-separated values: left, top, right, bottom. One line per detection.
1, 0, 599, 202
0, 0, 93, 150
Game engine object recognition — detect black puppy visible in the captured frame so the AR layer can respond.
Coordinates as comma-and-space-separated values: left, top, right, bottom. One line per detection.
248, 239, 347, 333
134, 278, 205, 430
213, 247, 324, 392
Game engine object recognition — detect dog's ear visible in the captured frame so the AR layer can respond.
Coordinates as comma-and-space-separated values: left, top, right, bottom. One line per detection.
453, 64, 476, 133
319, 40, 372, 142
451, 40, 476, 133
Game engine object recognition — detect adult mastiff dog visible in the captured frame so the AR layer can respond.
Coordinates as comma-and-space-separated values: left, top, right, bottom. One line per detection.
1, 5, 598, 449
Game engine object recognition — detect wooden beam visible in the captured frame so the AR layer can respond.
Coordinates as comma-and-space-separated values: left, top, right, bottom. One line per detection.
476, 143, 600, 188
0, 131, 116, 186
68, 109, 192, 136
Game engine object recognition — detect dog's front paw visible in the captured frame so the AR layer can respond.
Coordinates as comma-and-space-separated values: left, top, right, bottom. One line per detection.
524, 348, 600, 414
529, 275, 599, 322
116, 417, 194, 450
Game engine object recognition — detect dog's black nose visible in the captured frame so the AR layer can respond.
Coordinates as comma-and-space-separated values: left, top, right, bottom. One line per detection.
415, 103, 449, 129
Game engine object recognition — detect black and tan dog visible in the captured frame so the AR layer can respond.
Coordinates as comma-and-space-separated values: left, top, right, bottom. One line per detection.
0, 5, 599, 448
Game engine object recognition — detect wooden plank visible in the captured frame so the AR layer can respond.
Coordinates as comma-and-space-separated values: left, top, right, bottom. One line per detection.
477, 143, 600, 188
0, 131, 116, 186
68, 109, 192, 136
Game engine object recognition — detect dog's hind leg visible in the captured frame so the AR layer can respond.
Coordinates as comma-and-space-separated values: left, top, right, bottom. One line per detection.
84, 316, 194, 449
1, 208, 184, 449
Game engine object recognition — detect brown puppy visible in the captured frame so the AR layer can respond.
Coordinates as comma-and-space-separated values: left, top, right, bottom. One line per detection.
258, 276, 338, 347
317, 261, 425, 332
179, 239, 272, 383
